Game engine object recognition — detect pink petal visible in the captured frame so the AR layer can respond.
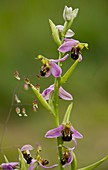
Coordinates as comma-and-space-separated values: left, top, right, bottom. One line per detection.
41, 84, 54, 100
78, 54, 82, 62
45, 70, 51, 77
64, 38, 79, 42
50, 62, 62, 77
59, 87, 73, 100
45, 125, 63, 138
50, 54, 69, 63
29, 159, 36, 170
58, 39, 78, 53
21, 145, 33, 151
1, 162, 19, 170
71, 126, 83, 139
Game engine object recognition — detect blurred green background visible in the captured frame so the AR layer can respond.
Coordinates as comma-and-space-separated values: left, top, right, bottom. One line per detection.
0, 0, 108, 169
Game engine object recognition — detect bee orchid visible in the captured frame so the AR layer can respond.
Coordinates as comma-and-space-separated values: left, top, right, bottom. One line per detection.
21, 144, 58, 170
38, 54, 69, 78
58, 38, 88, 61
45, 123, 83, 149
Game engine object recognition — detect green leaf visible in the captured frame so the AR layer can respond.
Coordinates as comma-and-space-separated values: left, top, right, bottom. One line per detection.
30, 84, 54, 115
60, 59, 79, 85
71, 152, 77, 170
63, 103, 73, 124
18, 148, 27, 170
78, 155, 108, 170
49, 19, 61, 46
3, 155, 9, 163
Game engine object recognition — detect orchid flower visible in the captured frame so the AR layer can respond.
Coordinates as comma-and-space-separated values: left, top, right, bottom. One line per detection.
56, 25, 75, 38
21, 144, 33, 164
38, 54, 69, 77
58, 38, 88, 61
0, 162, 18, 170
42, 84, 73, 101
21, 145, 58, 170
45, 123, 83, 149
60, 148, 73, 167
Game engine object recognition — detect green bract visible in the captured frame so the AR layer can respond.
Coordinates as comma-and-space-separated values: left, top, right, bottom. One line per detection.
78, 156, 108, 170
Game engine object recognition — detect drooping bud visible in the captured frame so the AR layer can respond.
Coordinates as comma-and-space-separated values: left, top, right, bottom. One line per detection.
35, 84, 40, 92
24, 83, 29, 90
22, 107, 28, 117
14, 94, 21, 103
14, 70, 20, 80
32, 100, 38, 112
24, 78, 30, 85
16, 107, 22, 116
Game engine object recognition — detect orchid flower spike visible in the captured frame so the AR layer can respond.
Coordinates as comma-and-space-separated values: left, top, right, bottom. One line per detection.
0, 162, 19, 170
42, 84, 73, 101
58, 38, 88, 62
37, 54, 69, 78
20, 144, 58, 170
45, 123, 83, 149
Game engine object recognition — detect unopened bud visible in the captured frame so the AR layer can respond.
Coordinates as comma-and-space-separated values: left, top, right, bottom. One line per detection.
32, 100, 38, 112
14, 71, 20, 80
15, 94, 21, 103
63, 6, 73, 21
24, 83, 29, 90
22, 107, 28, 117
24, 78, 30, 85
16, 107, 22, 116
35, 84, 40, 92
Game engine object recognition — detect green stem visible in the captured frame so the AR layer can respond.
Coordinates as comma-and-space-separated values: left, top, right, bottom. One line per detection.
53, 73, 64, 170
71, 152, 77, 170
61, 21, 69, 41
54, 98, 64, 170
57, 137, 64, 170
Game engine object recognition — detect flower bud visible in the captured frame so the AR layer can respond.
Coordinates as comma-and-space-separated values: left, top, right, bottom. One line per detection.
14, 70, 20, 80
63, 6, 73, 21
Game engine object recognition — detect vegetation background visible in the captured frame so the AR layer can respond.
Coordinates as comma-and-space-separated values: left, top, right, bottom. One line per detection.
0, 0, 108, 169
